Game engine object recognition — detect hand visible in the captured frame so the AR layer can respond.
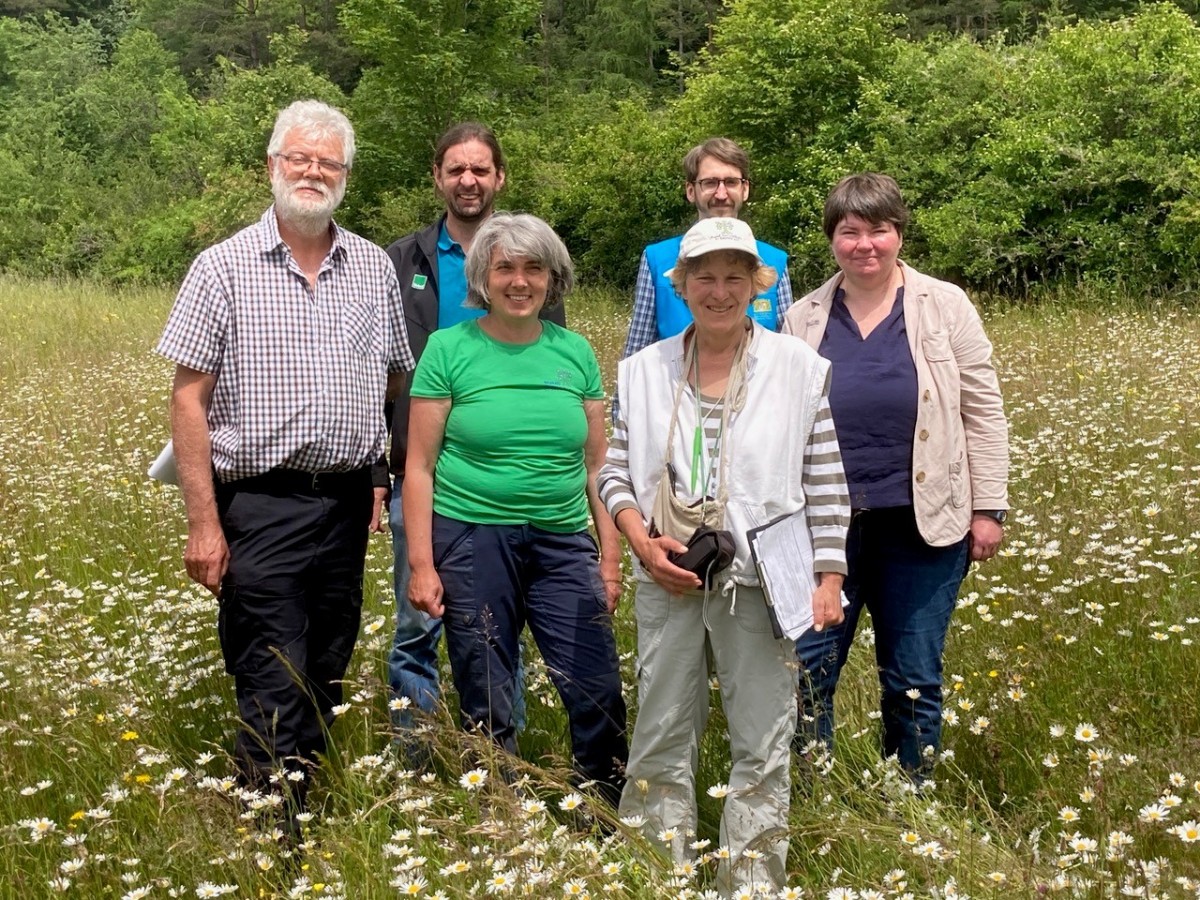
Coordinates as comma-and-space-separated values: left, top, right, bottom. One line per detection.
601, 579, 623, 613
369, 486, 388, 534
969, 514, 1004, 561
636, 534, 702, 595
184, 521, 229, 597
600, 558, 623, 614
811, 573, 845, 632
408, 564, 445, 617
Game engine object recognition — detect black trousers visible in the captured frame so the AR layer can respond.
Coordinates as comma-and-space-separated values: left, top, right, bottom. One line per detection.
215, 468, 372, 796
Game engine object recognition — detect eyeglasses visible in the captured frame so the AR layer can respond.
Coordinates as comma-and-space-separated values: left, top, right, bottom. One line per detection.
693, 177, 748, 193
273, 153, 348, 177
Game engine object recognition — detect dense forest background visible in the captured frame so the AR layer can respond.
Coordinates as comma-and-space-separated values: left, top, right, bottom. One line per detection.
3, 0, 1200, 293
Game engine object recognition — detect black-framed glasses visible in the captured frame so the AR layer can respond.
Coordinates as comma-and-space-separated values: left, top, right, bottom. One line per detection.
693, 177, 748, 193
273, 153, 348, 177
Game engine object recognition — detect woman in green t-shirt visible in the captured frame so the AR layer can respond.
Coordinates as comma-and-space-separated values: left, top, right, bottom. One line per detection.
403, 212, 628, 805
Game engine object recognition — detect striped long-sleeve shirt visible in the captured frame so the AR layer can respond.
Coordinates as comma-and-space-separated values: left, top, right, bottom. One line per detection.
600, 379, 850, 575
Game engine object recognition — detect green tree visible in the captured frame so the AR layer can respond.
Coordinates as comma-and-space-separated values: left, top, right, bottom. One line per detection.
670, 0, 897, 283
0, 15, 110, 272
341, 0, 541, 237
859, 4, 1200, 291
131, 0, 361, 90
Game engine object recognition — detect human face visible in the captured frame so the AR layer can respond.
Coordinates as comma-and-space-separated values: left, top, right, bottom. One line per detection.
680, 251, 756, 339
831, 213, 903, 285
686, 156, 749, 219
486, 249, 549, 326
269, 129, 347, 234
434, 139, 506, 224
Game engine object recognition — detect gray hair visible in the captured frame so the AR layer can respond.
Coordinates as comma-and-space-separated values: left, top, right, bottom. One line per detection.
267, 100, 357, 170
464, 213, 574, 310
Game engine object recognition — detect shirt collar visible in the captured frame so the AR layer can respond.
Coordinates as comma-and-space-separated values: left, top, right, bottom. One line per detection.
437, 219, 464, 254
670, 321, 762, 377
258, 205, 347, 262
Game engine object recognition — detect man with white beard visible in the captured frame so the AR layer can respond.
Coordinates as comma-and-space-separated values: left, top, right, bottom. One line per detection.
156, 100, 414, 831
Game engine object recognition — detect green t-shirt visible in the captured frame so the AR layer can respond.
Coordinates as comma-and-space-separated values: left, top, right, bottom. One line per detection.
410, 319, 605, 533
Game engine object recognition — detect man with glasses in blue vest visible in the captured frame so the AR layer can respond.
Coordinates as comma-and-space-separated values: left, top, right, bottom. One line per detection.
621, 137, 793, 360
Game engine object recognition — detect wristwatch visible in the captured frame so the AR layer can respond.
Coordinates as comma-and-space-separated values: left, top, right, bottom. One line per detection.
975, 509, 1007, 525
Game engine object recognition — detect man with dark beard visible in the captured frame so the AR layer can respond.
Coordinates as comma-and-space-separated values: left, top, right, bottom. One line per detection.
382, 123, 564, 758
157, 100, 413, 827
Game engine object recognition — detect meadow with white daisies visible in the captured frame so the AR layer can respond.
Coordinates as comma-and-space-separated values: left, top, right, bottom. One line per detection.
1, 278, 1198, 900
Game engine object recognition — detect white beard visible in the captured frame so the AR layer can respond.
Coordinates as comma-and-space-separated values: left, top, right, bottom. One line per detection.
271, 170, 346, 236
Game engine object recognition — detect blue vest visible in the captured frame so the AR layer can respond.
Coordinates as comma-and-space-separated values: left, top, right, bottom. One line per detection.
645, 234, 789, 340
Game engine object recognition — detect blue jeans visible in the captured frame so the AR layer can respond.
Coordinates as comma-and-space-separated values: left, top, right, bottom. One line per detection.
387, 482, 442, 727
795, 506, 968, 773
433, 514, 628, 804
387, 480, 527, 731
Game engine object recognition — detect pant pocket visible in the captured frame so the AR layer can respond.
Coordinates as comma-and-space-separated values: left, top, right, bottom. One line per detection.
732, 589, 775, 635
433, 516, 476, 569
218, 587, 307, 677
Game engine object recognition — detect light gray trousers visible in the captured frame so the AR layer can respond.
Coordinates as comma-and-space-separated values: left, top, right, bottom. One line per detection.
620, 580, 795, 893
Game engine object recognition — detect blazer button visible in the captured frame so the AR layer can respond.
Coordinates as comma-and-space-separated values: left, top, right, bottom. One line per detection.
915, 471, 926, 483
919, 429, 929, 441
923, 390, 931, 401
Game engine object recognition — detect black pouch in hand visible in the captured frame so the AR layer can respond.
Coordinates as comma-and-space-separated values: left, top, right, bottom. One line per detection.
669, 525, 736, 590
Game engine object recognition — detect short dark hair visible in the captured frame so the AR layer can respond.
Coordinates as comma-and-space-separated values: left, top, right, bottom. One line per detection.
823, 173, 910, 240
433, 122, 505, 172
683, 137, 750, 183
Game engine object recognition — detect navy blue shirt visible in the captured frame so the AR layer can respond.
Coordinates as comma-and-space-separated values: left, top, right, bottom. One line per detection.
820, 286, 918, 509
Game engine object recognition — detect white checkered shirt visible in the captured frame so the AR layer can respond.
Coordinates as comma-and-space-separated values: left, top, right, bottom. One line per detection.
156, 207, 414, 481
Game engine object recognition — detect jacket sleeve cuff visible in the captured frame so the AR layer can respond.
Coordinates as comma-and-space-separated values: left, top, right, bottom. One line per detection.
370, 456, 391, 491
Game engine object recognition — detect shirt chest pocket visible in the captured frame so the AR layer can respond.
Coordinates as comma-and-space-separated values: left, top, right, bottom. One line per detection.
922, 330, 953, 362
339, 300, 382, 358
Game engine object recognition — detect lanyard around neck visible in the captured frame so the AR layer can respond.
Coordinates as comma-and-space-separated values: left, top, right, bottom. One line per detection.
687, 329, 744, 495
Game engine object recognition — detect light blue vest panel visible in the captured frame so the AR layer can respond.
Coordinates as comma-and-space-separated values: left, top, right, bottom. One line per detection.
645, 236, 788, 340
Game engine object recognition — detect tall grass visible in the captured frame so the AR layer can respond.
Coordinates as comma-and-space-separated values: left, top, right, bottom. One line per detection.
1, 278, 1198, 898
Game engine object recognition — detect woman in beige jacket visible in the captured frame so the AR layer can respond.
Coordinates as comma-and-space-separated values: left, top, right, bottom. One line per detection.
785, 173, 1008, 778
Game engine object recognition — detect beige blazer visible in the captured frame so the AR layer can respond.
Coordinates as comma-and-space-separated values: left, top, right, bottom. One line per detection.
783, 261, 1008, 547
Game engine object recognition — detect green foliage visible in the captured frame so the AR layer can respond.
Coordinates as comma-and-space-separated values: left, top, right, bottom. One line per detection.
535, 0, 724, 94
680, 0, 899, 157
7, 0, 1200, 294
513, 98, 693, 285
856, 4, 1200, 292
0, 14, 348, 282
340, 0, 541, 226
132, 0, 361, 89
888, 0, 1200, 41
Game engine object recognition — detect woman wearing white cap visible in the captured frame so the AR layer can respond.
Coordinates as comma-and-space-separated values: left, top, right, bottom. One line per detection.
598, 217, 851, 892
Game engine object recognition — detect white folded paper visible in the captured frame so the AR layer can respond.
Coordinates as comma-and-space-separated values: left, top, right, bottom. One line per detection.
148, 440, 179, 486
748, 510, 845, 639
